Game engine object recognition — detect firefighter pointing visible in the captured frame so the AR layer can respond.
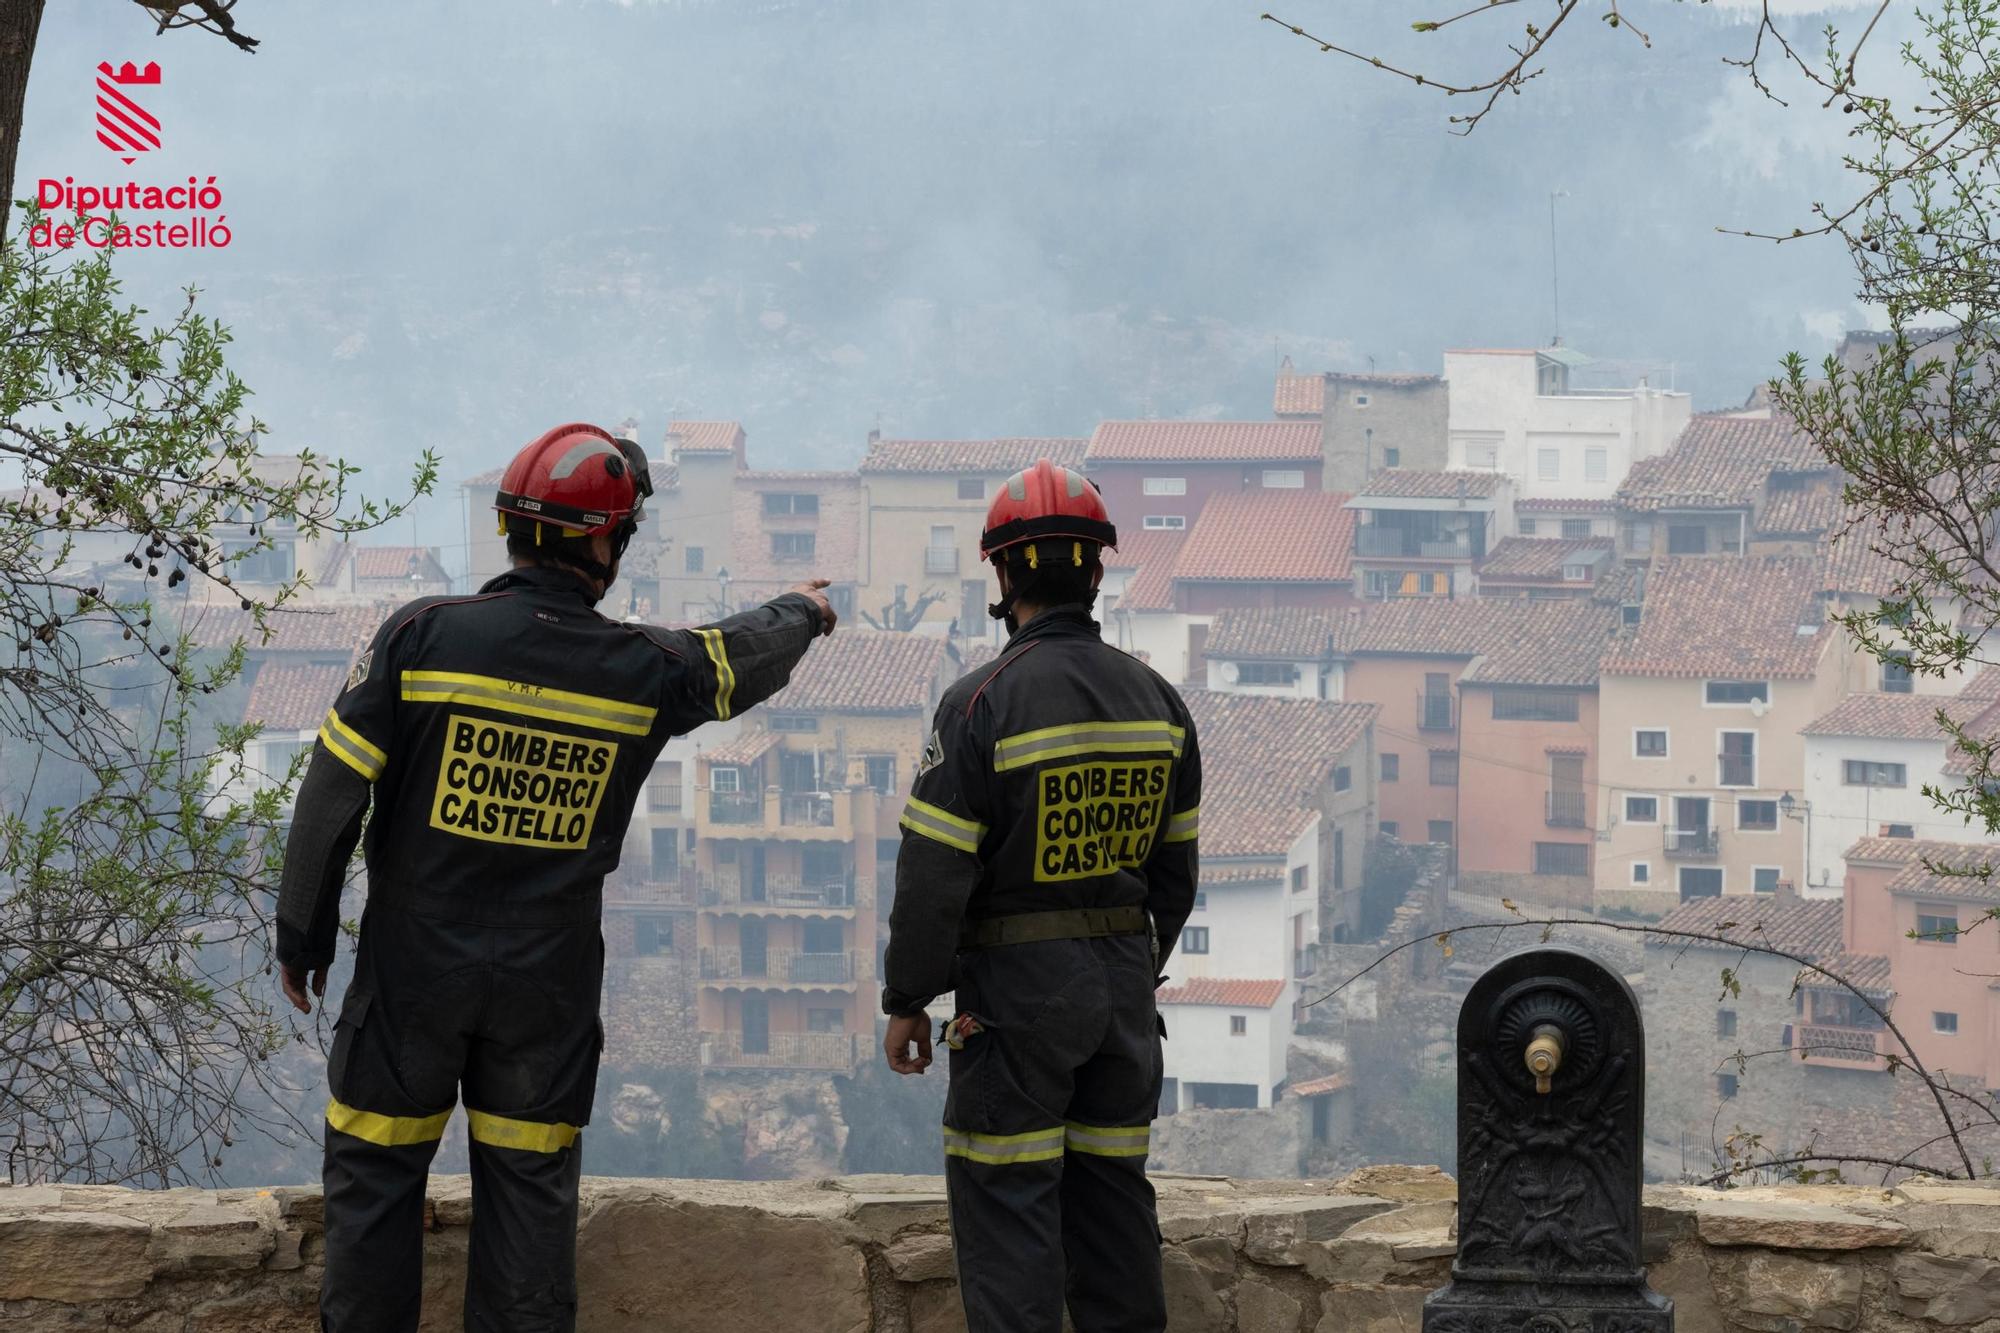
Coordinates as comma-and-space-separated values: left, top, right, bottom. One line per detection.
274, 423, 834, 1332
882, 459, 1202, 1333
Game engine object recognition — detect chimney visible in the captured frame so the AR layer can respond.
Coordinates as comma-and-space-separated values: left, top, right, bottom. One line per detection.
867, 427, 881, 447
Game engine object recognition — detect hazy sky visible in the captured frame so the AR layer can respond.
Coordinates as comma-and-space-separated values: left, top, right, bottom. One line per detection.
21, 0, 1881, 568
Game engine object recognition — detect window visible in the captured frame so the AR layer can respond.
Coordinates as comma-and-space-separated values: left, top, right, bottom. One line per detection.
635, 915, 674, 956
1680, 867, 1724, 900
1668, 525, 1709, 555
957, 478, 985, 500
1631, 862, 1651, 885
711, 766, 740, 793
1143, 515, 1187, 530
1492, 690, 1580, 722
1537, 448, 1561, 481
1237, 662, 1300, 686
1917, 911, 1960, 943
1720, 732, 1757, 788
1621, 603, 1644, 627
1427, 819, 1454, 846
1705, 681, 1769, 705
1753, 867, 1782, 893
1561, 517, 1594, 540
1192, 891, 1207, 911
1628, 520, 1654, 552
1635, 730, 1668, 758
770, 714, 820, 732
1353, 392, 1372, 407
1380, 820, 1399, 839
1844, 760, 1908, 788
1333, 827, 1345, 889
1181, 927, 1211, 955
1292, 865, 1309, 894
1383, 447, 1401, 468
771, 531, 816, 560
1466, 442, 1499, 470
763, 492, 819, 516
1738, 800, 1778, 832
1717, 1074, 1739, 1101
1884, 823, 1916, 839
686, 545, 705, 573
1262, 469, 1306, 489
1625, 796, 1659, 824
1429, 751, 1459, 786
1534, 842, 1589, 876
864, 755, 897, 794
1334, 765, 1352, 793
1718, 1010, 1738, 1038
1519, 518, 1539, 536
1583, 449, 1608, 483
1882, 653, 1915, 693
1562, 563, 1595, 582
1229, 1015, 1249, 1036
1142, 477, 1188, 496
1935, 1012, 1961, 1035
1380, 753, 1400, 783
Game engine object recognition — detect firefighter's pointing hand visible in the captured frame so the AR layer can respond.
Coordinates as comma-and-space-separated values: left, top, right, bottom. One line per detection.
789, 578, 839, 636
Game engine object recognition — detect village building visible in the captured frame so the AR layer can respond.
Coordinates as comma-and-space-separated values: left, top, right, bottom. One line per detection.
1614, 414, 1820, 561
1200, 607, 1347, 701
1347, 469, 1515, 601
726, 470, 862, 625
312, 544, 451, 601
1083, 420, 1324, 534
1273, 361, 1451, 491
1473, 536, 1616, 600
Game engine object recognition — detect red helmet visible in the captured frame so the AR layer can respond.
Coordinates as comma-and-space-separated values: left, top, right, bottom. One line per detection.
980, 459, 1118, 562
493, 423, 653, 547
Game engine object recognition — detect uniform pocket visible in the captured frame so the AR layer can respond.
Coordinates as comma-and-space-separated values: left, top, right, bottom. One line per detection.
326, 989, 372, 1099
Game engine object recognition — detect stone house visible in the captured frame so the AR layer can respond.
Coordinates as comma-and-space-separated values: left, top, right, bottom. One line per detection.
726, 470, 862, 625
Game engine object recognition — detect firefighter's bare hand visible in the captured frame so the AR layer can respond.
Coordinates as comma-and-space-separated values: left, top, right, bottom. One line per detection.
281, 962, 327, 1016
790, 578, 838, 636
884, 1013, 933, 1075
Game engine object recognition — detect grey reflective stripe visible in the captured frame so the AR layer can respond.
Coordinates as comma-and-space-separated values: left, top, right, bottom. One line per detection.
1008, 472, 1028, 500
900, 799, 986, 853
992, 723, 1185, 770
943, 1127, 1065, 1164
549, 438, 619, 479
399, 672, 657, 734
1063, 1123, 1151, 1157
1065, 467, 1086, 497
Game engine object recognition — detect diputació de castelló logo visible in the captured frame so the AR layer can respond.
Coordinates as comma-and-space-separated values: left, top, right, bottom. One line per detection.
27, 59, 232, 251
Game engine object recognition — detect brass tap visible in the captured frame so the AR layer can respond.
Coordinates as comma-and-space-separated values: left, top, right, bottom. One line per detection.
1524, 1024, 1566, 1095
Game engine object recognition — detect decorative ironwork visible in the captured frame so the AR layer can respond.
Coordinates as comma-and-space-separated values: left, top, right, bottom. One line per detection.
1424, 946, 1673, 1333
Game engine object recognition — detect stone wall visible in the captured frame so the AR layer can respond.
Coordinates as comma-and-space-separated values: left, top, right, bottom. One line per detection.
13, 1168, 2000, 1331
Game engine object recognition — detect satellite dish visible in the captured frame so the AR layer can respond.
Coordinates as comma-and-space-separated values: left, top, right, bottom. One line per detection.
1220, 661, 1240, 684
1749, 696, 1769, 718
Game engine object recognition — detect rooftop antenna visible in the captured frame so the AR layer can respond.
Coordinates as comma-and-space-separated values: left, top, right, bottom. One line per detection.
1549, 189, 1570, 347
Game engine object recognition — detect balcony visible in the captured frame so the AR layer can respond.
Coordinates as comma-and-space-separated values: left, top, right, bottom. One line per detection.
646, 784, 683, 815
700, 1030, 862, 1070
780, 792, 836, 828
708, 791, 764, 825
1415, 693, 1456, 731
698, 948, 863, 986
1788, 1023, 1888, 1070
702, 874, 857, 912
1356, 528, 1476, 560
1545, 790, 1589, 828
924, 546, 960, 575
606, 873, 697, 909
1663, 826, 1719, 859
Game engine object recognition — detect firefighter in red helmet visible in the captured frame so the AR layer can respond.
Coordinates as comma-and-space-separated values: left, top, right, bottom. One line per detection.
882, 458, 1201, 1333
276, 423, 835, 1332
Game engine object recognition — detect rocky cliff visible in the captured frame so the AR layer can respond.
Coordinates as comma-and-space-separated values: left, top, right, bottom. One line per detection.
4, 1167, 1999, 1330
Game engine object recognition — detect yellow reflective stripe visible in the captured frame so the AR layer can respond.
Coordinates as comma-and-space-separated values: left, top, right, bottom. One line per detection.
318, 710, 386, 781
697, 628, 737, 721
326, 1098, 450, 1147
1064, 1121, 1151, 1158
993, 721, 1187, 772
465, 1108, 580, 1153
943, 1125, 1065, 1165
900, 798, 988, 854
399, 670, 655, 736
1163, 806, 1200, 844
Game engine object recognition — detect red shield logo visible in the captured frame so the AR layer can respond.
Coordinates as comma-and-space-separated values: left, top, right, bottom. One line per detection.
96, 60, 161, 165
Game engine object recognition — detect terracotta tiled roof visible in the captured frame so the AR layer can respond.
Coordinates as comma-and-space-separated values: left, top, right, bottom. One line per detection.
318, 545, 449, 586
1086, 421, 1322, 463
1354, 469, 1507, 501
1618, 415, 1820, 512
666, 420, 746, 455
1756, 485, 1843, 537
1600, 557, 1828, 679
1803, 692, 1997, 740
1885, 841, 1998, 901
1842, 834, 1946, 867
180, 602, 399, 655
1154, 978, 1287, 1008
1650, 895, 1844, 959
1478, 538, 1615, 582
954, 641, 1003, 675
702, 730, 781, 767
1590, 562, 1647, 607
1457, 602, 1624, 687
1106, 529, 1187, 612
1288, 1072, 1349, 1097
1201, 862, 1289, 886
1186, 691, 1375, 857
243, 662, 348, 731
1962, 668, 2000, 700
1329, 371, 1441, 386
729, 474, 861, 587
1174, 491, 1355, 584
1819, 952, 1893, 993
764, 631, 950, 714
1516, 497, 1616, 513
1821, 505, 1929, 599
1941, 701, 2000, 778
1204, 608, 1346, 660
1273, 373, 1325, 418
859, 437, 1087, 474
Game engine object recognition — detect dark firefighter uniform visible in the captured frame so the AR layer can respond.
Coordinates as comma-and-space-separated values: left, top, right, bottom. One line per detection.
883, 605, 1201, 1333
276, 564, 822, 1331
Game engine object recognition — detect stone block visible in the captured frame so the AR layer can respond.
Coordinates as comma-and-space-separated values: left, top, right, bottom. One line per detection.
907, 1281, 966, 1333
267, 1227, 305, 1272
1237, 1278, 1304, 1333
575, 1194, 871, 1332
1342, 1201, 1455, 1241
1159, 1206, 1245, 1244
1314, 1284, 1426, 1333
1163, 1247, 1225, 1332
1695, 1196, 1910, 1251
189, 1276, 322, 1332
1333, 1164, 1457, 1202
0, 1210, 153, 1301
150, 1203, 271, 1274
1710, 1250, 1866, 1331
845, 1192, 951, 1243
1895, 1250, 2000, 1325
1241, 1195, 1394, 1266
1181, 1235, 1237, 1289
887, 1232, 956, 1284
1299, 1236, 1398, 1286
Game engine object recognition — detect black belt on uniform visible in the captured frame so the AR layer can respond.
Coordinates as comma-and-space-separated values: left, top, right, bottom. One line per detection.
959, 904, 1150, 951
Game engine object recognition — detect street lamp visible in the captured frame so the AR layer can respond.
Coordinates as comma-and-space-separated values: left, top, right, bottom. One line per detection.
716, 566, 733, 618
